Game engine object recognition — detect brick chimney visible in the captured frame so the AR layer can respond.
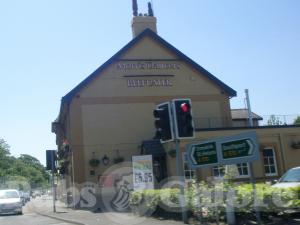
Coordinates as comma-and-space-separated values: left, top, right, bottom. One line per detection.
131, 1, 157, 38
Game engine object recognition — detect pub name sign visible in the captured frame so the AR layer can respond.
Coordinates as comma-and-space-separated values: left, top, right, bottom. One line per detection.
116, 62, 181, 70
116, 61, 180, 88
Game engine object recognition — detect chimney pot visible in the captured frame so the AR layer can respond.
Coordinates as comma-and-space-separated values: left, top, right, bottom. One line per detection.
131, 16, 157, 38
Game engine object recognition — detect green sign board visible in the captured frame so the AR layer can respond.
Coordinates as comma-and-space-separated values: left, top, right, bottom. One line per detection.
221, 139, 253, 159
191, 142, 218, 166
186, 132, 259, 169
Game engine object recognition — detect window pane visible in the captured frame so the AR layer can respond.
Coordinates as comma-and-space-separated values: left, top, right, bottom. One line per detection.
220, 167, 225, 176
238, 167, 242, 175
270, 166, 276, 174
183, 152, 195, 180
185, 171, 190, 179
265, 166, 270, 174
213, 166, 225, 177
243, 167, 248, 175
263, 149, 273, 157
241, 163, 247, 167
184, 164, 188, 170
213, 169, 219, 177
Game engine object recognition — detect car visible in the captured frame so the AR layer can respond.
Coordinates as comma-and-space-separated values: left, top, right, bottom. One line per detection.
272, 167, 300, 188
23, 192, 30, 202
0, 189, 23, 215
19, 192, 30, 205
31, 190, 42, 198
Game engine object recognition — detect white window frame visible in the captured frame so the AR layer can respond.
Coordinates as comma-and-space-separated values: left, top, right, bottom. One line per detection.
182, 152, 195, 181
213, 163, 250, 178
213, 165, 225, 178
263, 147, 278, 177
236, 163, 250, 178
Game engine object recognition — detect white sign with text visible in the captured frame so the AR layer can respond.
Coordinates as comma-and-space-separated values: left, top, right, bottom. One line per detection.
132, 155, 154, 191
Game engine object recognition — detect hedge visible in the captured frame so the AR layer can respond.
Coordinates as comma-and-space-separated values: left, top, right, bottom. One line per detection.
129, 182, 300, 220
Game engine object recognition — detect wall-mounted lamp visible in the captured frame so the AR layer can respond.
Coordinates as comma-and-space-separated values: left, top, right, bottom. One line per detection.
102, 155, 110, 165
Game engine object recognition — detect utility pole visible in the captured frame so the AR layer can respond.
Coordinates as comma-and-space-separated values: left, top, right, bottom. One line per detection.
245, 89, 254, 127
245, 89, 261, 225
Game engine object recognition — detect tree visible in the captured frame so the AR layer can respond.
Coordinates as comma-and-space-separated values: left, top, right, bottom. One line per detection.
0, 139, 13, 177
19, 154, 45, 172
0, 138, 10, 159
267, 115, 283, 126
294, 116, 300, 125
0, 138, 50, 190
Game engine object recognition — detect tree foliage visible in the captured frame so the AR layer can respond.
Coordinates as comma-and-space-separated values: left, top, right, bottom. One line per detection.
267, 115, 283, 126
294, 116, 300, 125
0, 138, 49, 190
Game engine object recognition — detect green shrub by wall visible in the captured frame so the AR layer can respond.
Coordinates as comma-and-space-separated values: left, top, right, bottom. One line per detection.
129, 182, 300, 220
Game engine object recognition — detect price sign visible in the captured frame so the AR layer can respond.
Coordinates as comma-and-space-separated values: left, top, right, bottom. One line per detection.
132, 155, 154, 191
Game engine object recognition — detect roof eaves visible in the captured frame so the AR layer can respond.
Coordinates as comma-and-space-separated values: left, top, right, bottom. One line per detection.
61, 29, 151, 105
145, 30, 237, 97
62, 28, 237, 105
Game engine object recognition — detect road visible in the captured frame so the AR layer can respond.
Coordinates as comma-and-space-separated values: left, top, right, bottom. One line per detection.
2, 197, 299, 225
0, 203, 73, 225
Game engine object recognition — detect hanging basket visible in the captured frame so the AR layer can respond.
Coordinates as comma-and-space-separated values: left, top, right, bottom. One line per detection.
89, 158, 100, 167
168, 149, 176, 158
291, 142, 300, 149
113, 156, 124, 164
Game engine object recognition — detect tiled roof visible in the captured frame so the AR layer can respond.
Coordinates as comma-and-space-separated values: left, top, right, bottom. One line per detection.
231, 109, 263, 120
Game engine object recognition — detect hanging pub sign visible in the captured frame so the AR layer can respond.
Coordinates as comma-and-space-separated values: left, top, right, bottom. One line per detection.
132, 155, 154, 191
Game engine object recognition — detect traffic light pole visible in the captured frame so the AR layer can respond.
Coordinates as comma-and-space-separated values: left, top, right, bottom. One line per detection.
175, 138, 188, 224
46, 150, 57, 213
171, 101, 188, 224
154, 99, 194, 224
51, 167, 56, 213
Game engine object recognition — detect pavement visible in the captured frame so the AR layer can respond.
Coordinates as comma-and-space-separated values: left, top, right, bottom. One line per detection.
26, 196, 300, 225
28, 196, 184, 225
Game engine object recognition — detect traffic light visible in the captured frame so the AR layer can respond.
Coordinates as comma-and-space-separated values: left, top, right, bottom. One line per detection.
173, 99, 195, 139
153, 102, 174, 143
46, 150, 57, 171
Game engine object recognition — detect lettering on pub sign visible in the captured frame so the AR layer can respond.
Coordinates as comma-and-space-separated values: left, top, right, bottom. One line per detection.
115, 61, 179, 88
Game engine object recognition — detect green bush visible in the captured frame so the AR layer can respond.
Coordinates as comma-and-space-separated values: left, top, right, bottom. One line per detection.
289, 186, 300, 208
129, 182, 300, 220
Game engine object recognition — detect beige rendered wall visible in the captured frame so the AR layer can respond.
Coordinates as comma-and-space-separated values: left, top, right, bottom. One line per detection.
67, 35, 233, 184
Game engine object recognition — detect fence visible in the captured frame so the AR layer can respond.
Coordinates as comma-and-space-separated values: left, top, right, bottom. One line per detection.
193, 115, 300, 129
260, 115, 299, 126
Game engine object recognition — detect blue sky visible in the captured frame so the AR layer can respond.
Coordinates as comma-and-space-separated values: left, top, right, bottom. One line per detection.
0, 0, 299, 165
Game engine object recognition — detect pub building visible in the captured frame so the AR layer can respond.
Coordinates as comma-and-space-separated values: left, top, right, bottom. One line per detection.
52, 2, 300, 197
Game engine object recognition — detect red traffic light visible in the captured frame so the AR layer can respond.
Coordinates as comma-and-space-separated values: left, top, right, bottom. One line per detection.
180, 102, 190, 113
